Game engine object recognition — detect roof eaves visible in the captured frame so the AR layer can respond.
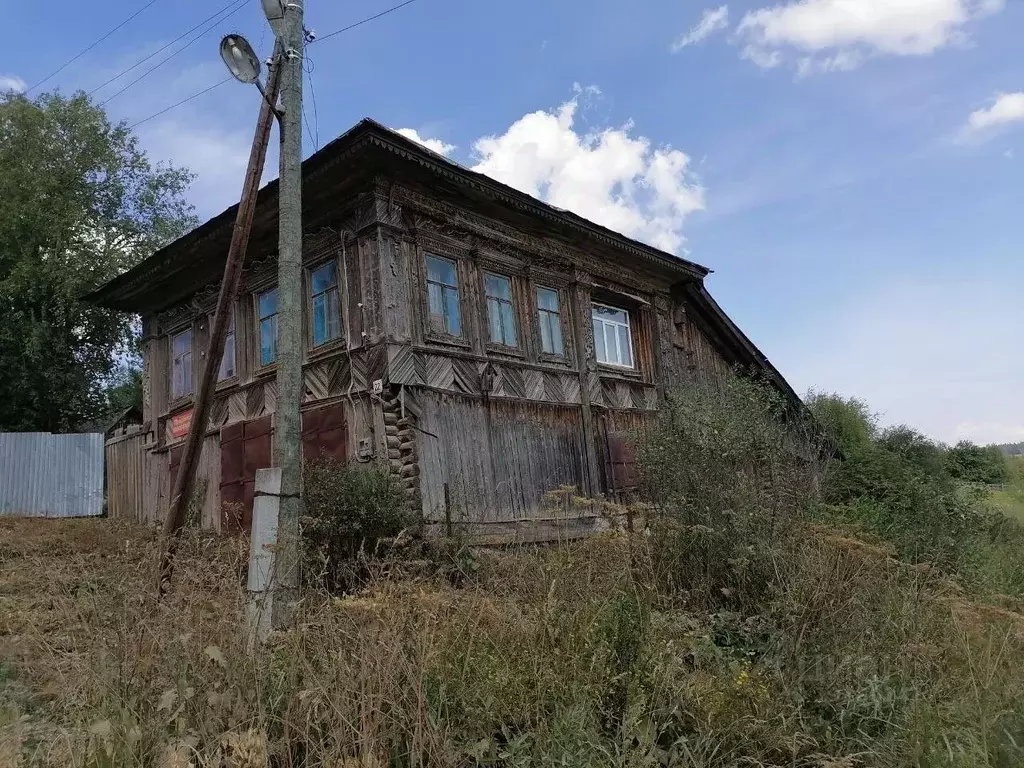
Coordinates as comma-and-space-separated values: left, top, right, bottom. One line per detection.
86, 118, 710, 308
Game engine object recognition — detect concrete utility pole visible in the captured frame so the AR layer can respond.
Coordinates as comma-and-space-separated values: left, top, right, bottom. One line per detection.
272, 0, 305, 629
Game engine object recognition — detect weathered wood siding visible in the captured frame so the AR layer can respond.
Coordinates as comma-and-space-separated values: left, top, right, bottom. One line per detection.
417, 390, 588, 525
105, 431, 146, 520
672, 307, 734, 386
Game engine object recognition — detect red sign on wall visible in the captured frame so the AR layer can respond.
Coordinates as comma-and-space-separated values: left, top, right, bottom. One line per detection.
169, 409, 193, 439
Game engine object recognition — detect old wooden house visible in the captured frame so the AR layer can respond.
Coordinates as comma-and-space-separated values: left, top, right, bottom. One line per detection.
87, 119, 799, 536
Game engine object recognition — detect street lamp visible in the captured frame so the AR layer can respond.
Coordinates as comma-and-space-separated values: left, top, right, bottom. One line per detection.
261, 0, 288, 37
219, 34, 261, 84
219, 34, 280, 115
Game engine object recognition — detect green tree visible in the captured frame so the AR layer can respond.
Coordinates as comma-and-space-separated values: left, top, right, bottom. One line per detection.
0, 91, 195, 432
947, 440, 1010, 485
804, 390, 876, 457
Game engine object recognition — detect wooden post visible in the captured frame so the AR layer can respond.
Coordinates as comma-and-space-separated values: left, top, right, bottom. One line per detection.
158, 57, 283, 596
569, 272, 602, 497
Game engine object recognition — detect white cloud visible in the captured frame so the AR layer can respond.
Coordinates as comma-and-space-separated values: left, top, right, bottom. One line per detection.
737, 0, 1004, 73
671, 6, 730, 52
0, 74, 26, 93
470, 88, 704, 254
396, 128, 455, 157
959, 92, 1024, 141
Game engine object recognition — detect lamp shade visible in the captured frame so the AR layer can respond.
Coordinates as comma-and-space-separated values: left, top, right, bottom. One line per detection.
219, 34, 261, 84
261, 0, 287, 37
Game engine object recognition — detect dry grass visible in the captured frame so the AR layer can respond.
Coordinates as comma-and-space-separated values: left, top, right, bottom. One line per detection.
2, 516, 1024, 767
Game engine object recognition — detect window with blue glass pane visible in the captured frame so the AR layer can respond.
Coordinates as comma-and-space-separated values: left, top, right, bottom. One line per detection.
171, 329, 193, 398
536, 287, 564, 356
258, 288, 278, 365
485, 273, 517, 347
426, 255, 461, 337
209, 312, 236, 380
310, 261, 341, 346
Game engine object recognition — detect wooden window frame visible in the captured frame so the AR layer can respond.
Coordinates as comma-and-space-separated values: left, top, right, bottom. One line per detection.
591, 302, 636, 370
483, 271, 520, 352
207, 310, 237, 383
424, 253, 465, 343
256, 287, 279, 369
308, 259, 342, 350
170, 327, 194, 401
535, 285, 566, 359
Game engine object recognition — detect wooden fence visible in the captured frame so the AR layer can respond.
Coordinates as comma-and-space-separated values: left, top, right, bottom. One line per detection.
104, 430, 151, 522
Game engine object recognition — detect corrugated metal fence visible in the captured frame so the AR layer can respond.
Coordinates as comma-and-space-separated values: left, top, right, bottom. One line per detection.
0, 433, 104, 518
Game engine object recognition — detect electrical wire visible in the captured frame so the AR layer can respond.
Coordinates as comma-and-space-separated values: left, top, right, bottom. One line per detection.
127, 78, 231, 130
89, 0, 245, 97
100, 0, 248, 107
124, 0, 426, 131
305, 57, 320, 150
312, 0, 422, 44
26, 0, 163, 94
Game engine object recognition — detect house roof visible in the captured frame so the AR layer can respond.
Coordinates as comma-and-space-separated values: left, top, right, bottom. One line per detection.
84, 118, 710, 312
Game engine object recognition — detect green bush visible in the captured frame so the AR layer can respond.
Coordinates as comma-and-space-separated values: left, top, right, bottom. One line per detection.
947, 440, 1010, 485
638, 375, 824, 610
301, 459, 413, 590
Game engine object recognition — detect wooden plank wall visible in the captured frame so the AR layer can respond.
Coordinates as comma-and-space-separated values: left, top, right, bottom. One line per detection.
417, 390, 588, 525
153, 434, 221, 529
105, 431, 146, 520
673, 310, 733, 386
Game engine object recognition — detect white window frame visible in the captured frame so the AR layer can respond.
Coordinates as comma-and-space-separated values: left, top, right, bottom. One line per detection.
591, 302, 635, 369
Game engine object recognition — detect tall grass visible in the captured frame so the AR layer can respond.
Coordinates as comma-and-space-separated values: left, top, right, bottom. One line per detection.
2, 379, 1024, 766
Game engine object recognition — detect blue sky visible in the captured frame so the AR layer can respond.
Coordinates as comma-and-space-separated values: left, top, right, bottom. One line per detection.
3, 0, 1022, 444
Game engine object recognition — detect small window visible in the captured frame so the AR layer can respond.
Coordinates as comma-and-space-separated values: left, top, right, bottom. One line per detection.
426, 255, 462, 337
536, 287, 564, 356
591, 303, 634, 368
484, 273, 517, 347
209, 312, 236, 381
310, 261, 341, 346
171, 329, 193, 398
258, 288, 279, 366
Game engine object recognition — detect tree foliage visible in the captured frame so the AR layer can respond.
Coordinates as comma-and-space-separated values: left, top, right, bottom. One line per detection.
0, 91, 195, 432
946, 440, 1009, 485
805, 392, 1014, 573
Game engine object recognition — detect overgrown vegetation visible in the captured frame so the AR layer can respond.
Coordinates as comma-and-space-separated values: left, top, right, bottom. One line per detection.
2, 380, 1024, 766
806, 391, 1024, 596
301, 459, 413, 590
